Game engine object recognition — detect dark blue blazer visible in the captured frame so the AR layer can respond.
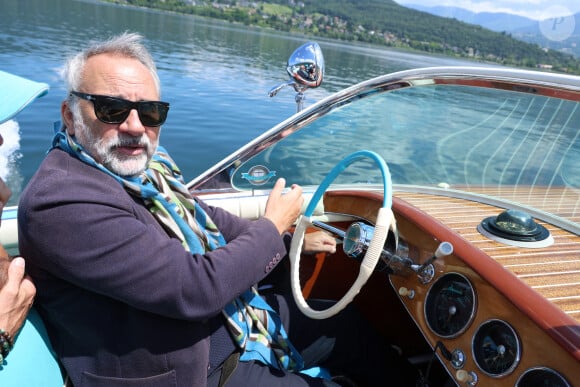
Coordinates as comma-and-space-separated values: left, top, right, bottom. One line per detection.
18, 149, 287, 387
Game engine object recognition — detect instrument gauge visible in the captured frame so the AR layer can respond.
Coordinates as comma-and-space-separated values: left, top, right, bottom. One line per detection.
424, 272, 476, 338
473, 319, 521, 377
516, 367, 571, 387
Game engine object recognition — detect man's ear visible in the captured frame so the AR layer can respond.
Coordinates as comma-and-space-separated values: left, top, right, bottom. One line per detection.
61, 100, 75, 135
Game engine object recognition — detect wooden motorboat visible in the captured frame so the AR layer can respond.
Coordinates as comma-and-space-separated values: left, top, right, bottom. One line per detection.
1, 46, 578, 386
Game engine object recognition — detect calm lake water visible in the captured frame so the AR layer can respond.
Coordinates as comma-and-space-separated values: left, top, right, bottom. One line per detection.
0, 0, 476, 204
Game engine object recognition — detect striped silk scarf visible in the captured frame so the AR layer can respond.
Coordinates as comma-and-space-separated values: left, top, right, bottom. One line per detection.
51, 130, 304, 371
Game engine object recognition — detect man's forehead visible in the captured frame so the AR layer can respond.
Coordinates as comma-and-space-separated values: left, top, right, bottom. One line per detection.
81, 54, 157, 97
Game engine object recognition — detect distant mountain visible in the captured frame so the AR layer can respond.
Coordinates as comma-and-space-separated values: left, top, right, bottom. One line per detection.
402, 4, 535, 32
112, 0, 580, 71
403, 3, 580, 58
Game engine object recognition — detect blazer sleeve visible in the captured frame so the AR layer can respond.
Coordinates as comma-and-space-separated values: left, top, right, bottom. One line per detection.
18, 150, 288, 321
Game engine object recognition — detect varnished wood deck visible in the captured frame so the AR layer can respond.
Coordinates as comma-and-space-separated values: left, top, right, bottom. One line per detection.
323, 189, 580, 383
461, 186, 580, 224
394, 190, 580, 323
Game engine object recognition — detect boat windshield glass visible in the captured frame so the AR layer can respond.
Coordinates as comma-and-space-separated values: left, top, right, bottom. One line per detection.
224, 82, 578, 227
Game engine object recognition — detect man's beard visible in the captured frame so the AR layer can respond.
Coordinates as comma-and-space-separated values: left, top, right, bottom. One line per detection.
74, 115, 157, 177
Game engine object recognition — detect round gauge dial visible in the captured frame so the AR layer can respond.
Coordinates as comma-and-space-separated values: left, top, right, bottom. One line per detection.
473, 319, 521, 377
516, 367, 570, 387
424, 273, 476, 338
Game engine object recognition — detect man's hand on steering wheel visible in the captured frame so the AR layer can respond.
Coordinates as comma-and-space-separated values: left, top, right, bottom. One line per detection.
303, 231, 336, 254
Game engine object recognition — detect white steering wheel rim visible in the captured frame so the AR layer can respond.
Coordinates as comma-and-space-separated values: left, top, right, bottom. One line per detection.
288, 150, 394, 319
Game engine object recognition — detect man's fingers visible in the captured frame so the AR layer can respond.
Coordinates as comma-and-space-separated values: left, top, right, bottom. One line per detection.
6, 257, 26, 291
281, 183, 303, 206
271, 178, 286, 196
21, 276, 37, 299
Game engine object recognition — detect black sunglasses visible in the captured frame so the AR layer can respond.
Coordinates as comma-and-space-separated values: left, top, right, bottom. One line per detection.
70, 91, 170, 127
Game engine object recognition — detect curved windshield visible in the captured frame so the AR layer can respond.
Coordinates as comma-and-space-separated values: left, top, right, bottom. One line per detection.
190, 68, 579, 230
228, 83, 578, 226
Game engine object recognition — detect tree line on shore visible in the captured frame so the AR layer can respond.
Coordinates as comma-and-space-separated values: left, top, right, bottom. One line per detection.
106, 0, 580, 74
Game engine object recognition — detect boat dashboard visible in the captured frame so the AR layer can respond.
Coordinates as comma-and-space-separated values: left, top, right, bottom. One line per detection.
200, 188, 579, 386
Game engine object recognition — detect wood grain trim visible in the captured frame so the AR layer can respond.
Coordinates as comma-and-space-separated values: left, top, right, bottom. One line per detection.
435, 78, 580, 102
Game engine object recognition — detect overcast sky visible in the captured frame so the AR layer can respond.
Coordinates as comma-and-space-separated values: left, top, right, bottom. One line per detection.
394, 0, 580, 20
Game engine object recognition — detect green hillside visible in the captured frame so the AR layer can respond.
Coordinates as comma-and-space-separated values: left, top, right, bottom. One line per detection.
106, 0, 580, 74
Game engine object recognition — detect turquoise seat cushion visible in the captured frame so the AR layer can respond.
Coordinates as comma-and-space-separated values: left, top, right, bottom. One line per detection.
0, 308, 64, 386
0, 70, 49, 125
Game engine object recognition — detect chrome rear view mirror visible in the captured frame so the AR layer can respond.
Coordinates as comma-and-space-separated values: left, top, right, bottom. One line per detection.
269, 41, 325, 112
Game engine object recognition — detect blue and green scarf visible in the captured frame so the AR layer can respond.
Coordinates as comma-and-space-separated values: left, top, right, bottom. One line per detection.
52, 130, 304, 371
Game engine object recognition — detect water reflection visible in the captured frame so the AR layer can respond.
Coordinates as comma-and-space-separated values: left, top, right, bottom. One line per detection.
231, 85, 579, 193
0, 0, 475, 203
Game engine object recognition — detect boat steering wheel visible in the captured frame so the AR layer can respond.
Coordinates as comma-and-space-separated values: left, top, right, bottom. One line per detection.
289, 150, 395, 319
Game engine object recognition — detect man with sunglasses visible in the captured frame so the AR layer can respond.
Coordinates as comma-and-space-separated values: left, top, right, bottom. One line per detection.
17, 33, 419, 387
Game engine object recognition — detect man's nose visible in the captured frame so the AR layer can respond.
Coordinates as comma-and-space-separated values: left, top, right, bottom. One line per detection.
118, 109, 145, 135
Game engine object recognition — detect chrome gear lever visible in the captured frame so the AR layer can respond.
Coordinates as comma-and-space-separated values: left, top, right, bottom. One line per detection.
411, 242, 454, 283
